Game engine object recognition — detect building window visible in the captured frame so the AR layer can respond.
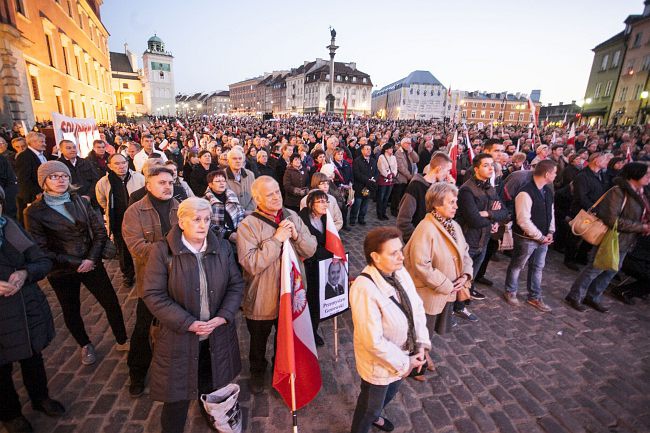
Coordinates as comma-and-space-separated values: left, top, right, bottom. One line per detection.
489, 112, 494, 119
44, 34, 56, 67
75, 54, 82, 80
490, 102, 495, 108
643, 55, 650, 71
81, 97, 87, 117
470, 111, 476, 118
55, 89, 64, 114
62, 45, 70, 74
480, 110, 486, 118
604, 80, 613, 97
509, 112, 515, 120
122, 82, 129, 89
336, 75, 341, 81
70, 93, 77, 116
482, 102, 486, 108
15, 0, 26, 15
67, 0, 73, 16
619, 87, 628, 102
612, 50, 621, 68
362, 78, 367, 83
518, 113, 525, 121
28, 67, 41, 101
600, 54, 609, 71
594, 82, 602, 98
633, 32, 643, 48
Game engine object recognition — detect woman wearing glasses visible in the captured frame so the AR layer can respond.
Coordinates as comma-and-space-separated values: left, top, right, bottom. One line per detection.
24, 161, 128, 366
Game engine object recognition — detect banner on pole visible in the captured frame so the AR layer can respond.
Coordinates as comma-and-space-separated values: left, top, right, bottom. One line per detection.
52, 112, 100, 157
318, 255, 349, 320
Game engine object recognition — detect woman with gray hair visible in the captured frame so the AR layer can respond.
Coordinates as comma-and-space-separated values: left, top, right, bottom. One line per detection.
402, 182, 473, 378
143, 197, 244, 433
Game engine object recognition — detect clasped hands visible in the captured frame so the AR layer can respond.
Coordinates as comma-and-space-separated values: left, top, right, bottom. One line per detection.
188, 317, 227, 336
0, 270, 28, 297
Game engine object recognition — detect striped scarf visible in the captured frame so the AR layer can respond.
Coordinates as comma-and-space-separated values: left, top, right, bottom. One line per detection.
204, 187, 246, 230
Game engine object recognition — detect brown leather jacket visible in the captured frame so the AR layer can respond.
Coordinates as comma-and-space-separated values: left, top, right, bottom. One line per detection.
122, 195, 179, 297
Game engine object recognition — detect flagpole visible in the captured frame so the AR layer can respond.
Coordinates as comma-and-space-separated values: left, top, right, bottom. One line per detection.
334, 316, 339, 361
290, 373, 298, 433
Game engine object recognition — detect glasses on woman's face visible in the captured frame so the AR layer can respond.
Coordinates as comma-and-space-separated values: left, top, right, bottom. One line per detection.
48, 174, 70, 181
314, 199, 328, 204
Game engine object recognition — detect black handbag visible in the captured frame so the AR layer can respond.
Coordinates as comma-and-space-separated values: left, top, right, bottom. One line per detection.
74, 196, 117, 260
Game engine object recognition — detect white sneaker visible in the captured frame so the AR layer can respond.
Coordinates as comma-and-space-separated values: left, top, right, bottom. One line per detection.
81, 343, 96, 365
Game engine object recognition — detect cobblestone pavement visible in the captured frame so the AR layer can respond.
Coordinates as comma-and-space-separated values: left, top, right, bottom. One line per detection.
6, 212, 650, 433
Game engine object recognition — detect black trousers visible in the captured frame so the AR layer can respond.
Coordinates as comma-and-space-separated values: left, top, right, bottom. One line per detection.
160, 340, 214, 433
245, 318, 277, 375
389, 183, 407, 216
0, 352, 49, 421
564, 233, 592, 264
48, 263, 127, 348
113, 231, 134, 280
341, 204, 350, 228
127, 298, 154, 384
476, 238, 499, 280
350, 379, 402, 433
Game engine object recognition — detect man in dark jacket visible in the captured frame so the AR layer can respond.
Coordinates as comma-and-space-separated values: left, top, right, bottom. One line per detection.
15, 132, 48, 224
456, 153, 509, 312
58, 140, 100, 204
85, 139, 110, 176
564, 152, 608, 270
397, 151, 452, 243
349, 144, 378, 226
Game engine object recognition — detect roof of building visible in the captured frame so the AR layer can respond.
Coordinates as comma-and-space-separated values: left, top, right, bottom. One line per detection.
593, 31, 626, 51
303, 61, 372, 85
464, 91, 537, 102
373, 70, 443, 96
148, 34, 163, 43
110, 52, 134, 73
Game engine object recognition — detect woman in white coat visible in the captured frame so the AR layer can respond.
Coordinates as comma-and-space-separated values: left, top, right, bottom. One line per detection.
349, 226, 430, 433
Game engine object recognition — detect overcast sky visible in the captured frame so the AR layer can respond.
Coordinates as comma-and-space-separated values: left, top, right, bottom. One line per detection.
103, 0, 641, 105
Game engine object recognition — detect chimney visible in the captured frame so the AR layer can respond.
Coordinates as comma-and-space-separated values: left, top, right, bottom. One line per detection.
559, 102, 563, 105
571, 100, 576, 105
348, 62, 356, 70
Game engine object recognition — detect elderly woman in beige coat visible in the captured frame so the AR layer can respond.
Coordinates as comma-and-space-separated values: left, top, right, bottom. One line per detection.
403, 182, 473, 374
350, 227, 429, 433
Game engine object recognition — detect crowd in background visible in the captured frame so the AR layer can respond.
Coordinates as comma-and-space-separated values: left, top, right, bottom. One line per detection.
0, 115, 649, 433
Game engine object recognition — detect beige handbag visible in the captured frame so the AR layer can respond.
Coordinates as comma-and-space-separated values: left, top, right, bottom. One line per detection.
569, 187, 625, 246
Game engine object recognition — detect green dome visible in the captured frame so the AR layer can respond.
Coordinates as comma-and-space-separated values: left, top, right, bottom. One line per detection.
148, 34, 162, 43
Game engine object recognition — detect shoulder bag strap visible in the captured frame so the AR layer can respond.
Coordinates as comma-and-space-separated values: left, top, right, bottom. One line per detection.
72, 195, 95, 241
249, 211, 280, 229
588, 186, 618, 212
358, 272, 408, 317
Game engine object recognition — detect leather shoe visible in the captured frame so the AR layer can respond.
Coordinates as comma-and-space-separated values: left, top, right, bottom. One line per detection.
2, 416, 33, 433
372, 417, 394, 432
583, 298, 609, 313
565, 296, 587, 312
250, 374, 265, 395
129, 381, 145, 398
358, 220, 367, 225
33, 398, 65, 417
475, 276, 493, 286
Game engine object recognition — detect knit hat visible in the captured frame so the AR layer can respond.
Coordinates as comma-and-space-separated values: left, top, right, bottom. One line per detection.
37, 161, 71, 188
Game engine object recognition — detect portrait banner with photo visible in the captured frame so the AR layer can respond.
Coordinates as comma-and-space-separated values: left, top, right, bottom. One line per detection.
318, 255, 349, 320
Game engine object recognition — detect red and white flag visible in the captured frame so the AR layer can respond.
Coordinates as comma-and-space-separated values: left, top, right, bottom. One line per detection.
343, 94, 348, 120
325, 209, 346, 261
567, 123, 576, 145
175, 119, 185, 130
465, 129, 474, 163
449, 131, 459, 180
626, 144, 633, 162
273, 241, 322, 411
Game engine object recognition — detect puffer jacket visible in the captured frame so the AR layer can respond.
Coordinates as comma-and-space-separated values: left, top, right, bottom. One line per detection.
236, 208, 316, 320
24, 193, 106, 276
0, 219, 54, 365
143, 225, 244, 402
596, 177, 647, 254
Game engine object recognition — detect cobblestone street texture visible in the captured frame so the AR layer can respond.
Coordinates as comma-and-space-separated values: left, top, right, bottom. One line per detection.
6, 213, 650, 433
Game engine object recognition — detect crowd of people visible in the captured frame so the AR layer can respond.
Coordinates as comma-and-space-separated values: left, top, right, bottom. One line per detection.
0, 115, 649, 433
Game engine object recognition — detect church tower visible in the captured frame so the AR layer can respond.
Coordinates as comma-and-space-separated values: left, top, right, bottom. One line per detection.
142, 34, 175, 116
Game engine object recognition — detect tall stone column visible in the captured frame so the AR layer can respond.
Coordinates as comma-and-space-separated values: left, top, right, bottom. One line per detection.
325, 27, 338, 114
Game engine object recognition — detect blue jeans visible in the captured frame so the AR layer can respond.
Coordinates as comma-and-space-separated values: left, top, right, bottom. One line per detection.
567, 248, 627, 304
350, 195, 369, 223
504, 236, 548, 300
376, 185, 393, 217
469, 246, 488, 279
350, 379, 402, 433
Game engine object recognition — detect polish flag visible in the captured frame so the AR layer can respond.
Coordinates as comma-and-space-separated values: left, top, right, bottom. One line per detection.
343, 94, 348, 120
567, 123, 576, 145
625, 144, 633, 162
273, 241, 322, 411
325, 209, 346, 261
449, 131, 459, 180
175, 119, 185, 130
465, 129, 474, 163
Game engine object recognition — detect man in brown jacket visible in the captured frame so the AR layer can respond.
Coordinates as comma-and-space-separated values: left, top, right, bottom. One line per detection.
236, 175, 316, 394
122, 165, 179, 397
